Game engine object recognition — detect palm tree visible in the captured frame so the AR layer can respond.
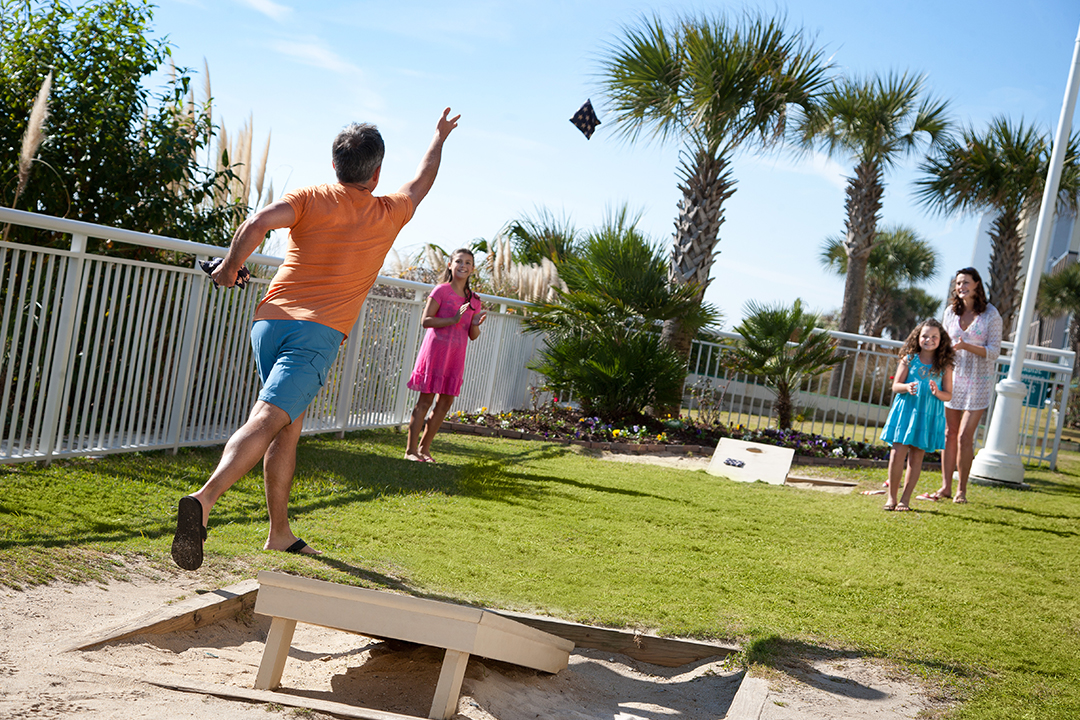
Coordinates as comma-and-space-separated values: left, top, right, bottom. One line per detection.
797, 72, 948, 396
915, 116, 1080, 338
1037, 261, 1080, 390
885, 288, 942, 343
796, 72, 949, 342
727, 299, 843, 429
598, 10, 829, 363
820, 224, 939, 337
504, 208, 580, 266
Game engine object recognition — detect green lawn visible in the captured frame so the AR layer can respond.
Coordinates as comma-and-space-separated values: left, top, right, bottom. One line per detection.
2, 429, 1079, 719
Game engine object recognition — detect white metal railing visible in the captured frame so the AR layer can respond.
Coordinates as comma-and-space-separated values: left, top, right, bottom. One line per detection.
1, 207, 543, 464
684, 329, 1073, 468
2, 206, 1071, 468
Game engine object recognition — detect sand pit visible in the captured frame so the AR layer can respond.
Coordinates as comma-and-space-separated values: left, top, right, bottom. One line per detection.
0, 559, 946, 719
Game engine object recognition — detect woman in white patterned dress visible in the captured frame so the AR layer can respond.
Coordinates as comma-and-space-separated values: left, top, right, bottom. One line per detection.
920, 268, 1002, 504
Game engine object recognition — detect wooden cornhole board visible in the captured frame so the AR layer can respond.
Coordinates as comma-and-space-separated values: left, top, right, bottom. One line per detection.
707, 438, 794, 485
253, 571, 574, 720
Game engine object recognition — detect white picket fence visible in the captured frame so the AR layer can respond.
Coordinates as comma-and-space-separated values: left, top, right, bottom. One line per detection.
0, 207, 543, 464
2, 206, 1072, 468
684, 329, 1074, 468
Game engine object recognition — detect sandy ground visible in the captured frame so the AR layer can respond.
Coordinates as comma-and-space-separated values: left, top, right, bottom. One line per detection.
0, 556, 949, 720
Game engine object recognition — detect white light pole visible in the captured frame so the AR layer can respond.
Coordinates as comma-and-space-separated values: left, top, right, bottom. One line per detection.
970, 20, 1080, 486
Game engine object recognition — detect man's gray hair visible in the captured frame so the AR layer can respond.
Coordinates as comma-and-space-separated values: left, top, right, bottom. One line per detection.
332, 123, 385, 184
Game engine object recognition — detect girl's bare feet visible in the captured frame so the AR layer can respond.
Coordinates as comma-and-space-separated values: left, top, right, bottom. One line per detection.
953, 493, 968, 504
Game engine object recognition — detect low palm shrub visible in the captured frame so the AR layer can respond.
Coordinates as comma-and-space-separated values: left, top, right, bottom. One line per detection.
725, 299, 843, 429
525, 206, 718, 421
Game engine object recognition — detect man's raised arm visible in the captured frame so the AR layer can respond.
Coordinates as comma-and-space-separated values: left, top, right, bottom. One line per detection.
399, 107, 460, 210
211, 200, 296, 287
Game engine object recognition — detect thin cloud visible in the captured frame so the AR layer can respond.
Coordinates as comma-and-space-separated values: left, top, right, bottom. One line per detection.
272, 40, 362, 75
749, 151, 848, 191
235, 0, 291, 22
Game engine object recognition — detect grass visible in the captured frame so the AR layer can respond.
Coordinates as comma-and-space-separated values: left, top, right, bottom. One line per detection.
2, 428, 1080, 718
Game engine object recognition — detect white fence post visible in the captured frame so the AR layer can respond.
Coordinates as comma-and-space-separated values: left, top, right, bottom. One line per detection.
39, 233, 87, 463
482, 309, 509, 407
1051, 355, 1073, 470
334, 306, 365, 437
167, 260, 208, 452
392, 291, 424, 426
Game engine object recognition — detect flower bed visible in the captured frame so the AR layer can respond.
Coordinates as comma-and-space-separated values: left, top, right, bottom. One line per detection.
444, 407, 938, 463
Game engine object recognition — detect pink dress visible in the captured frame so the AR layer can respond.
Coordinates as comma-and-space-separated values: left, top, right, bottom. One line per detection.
407, 284, 480, 396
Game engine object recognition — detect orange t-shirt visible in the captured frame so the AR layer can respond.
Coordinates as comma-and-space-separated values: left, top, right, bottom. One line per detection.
254, 184, 414, 336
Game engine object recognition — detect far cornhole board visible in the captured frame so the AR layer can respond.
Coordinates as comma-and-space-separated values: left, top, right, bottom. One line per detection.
707, 438, 794, 485
253, 571, 574, 720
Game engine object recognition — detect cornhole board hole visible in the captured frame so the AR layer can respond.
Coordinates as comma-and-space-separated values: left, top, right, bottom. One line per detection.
253, 571, 574, 720
707, 438, 794, 485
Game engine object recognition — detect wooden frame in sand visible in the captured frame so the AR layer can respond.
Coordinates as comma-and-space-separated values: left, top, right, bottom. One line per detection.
253, 571, 575, 720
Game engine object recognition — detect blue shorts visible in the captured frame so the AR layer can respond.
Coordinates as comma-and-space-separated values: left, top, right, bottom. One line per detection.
250, 319, 345, 422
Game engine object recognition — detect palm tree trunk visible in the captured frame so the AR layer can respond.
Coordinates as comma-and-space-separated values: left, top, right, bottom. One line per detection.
830, 161, 884, 397
774, 384, 794, 430
659, 147, 735, 410
988, 209, 1023, 340
863, 280, 893, 337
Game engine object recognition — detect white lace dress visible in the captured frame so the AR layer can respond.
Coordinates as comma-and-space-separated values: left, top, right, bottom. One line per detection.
941, 304, 1003, 411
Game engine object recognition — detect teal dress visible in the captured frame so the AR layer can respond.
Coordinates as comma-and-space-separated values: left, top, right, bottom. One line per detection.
880, 354, 946, 453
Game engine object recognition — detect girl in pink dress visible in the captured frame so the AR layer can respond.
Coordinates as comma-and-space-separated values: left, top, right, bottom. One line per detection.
405, 249, 487, 462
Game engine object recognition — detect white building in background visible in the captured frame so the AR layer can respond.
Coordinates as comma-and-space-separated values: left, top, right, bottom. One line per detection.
965, 203, 1080, 347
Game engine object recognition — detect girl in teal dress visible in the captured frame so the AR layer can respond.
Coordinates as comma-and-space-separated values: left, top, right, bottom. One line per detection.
880, 319, 955, 511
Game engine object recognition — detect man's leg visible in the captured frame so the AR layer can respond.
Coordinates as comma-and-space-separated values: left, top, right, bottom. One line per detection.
189, 401, 293, 525
173, 400, 292, 569
263, 410, 319, 553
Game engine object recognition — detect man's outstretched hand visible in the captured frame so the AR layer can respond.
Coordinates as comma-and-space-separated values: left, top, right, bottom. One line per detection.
436, 107, 460, 140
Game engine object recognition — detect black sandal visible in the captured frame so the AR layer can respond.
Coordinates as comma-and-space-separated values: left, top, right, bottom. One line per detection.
171, 496, 207, 571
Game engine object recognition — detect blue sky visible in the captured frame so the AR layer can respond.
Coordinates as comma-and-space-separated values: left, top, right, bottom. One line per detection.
152, 0, 1078, 328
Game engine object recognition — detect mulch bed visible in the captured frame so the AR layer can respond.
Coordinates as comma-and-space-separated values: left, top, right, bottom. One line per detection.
439, 407, 932, 470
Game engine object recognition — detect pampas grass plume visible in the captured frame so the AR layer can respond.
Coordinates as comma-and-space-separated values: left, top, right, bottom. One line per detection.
13, 69, 52, 209
255, 131, 271, 206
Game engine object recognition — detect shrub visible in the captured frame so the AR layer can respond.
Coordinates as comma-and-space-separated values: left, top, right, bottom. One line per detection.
532, 326, 685, 419
524, 205, 718, 422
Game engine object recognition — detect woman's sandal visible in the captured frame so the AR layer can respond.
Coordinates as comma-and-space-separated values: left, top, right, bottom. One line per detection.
895, 503, 911, 512
883, 502, 897, 511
